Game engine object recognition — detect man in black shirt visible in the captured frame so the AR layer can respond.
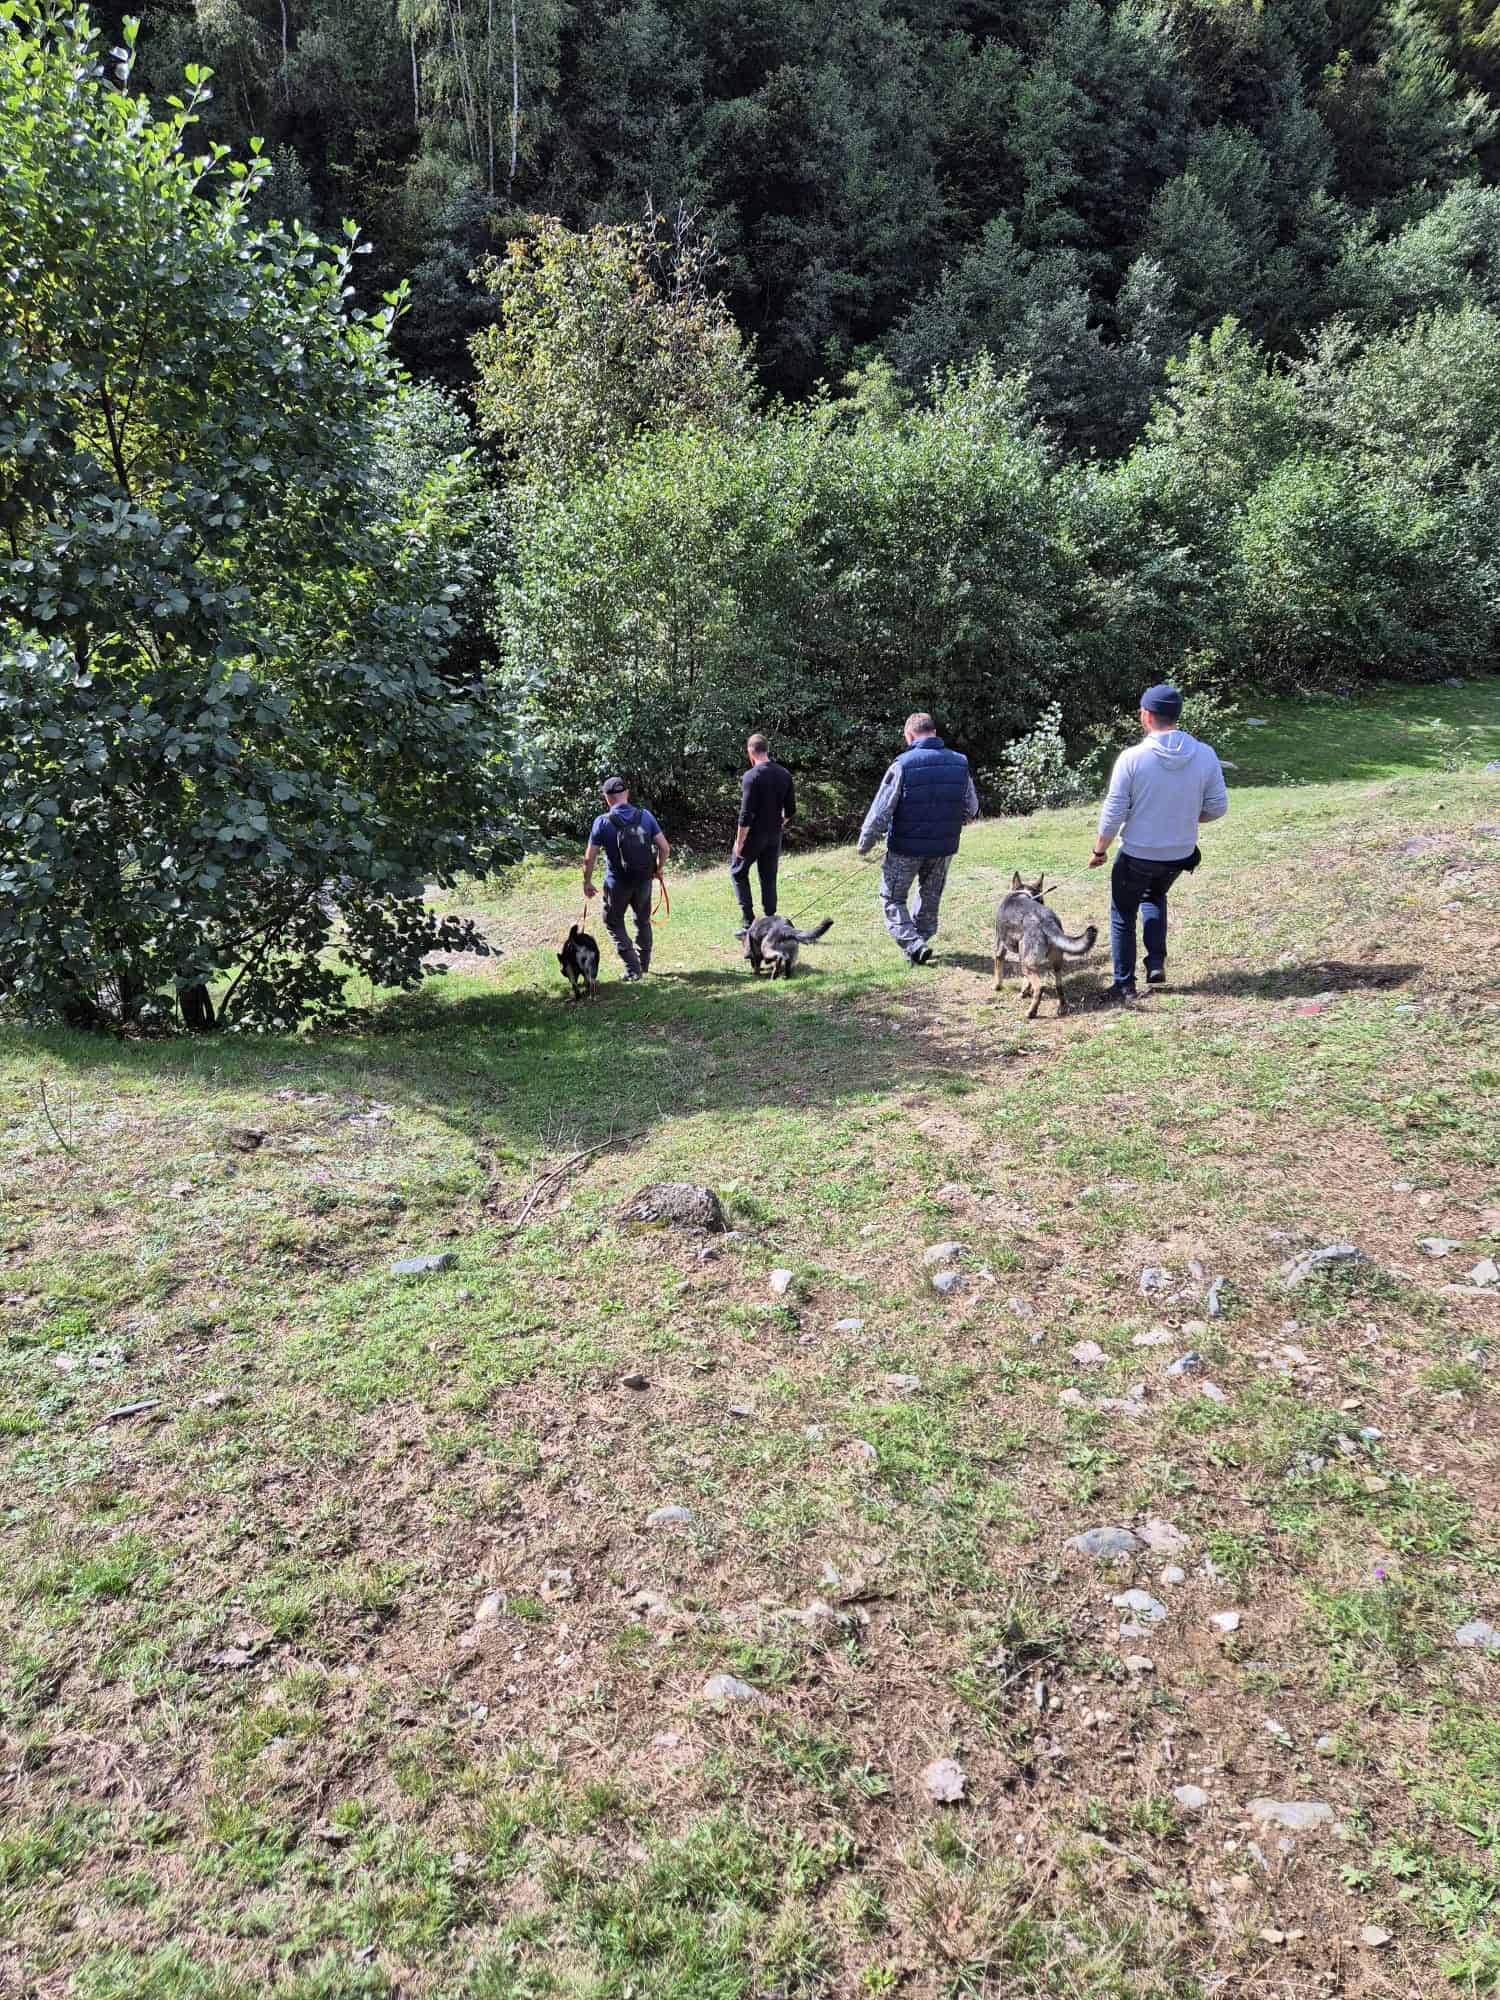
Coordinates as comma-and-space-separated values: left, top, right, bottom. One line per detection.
730, 733, 795, 937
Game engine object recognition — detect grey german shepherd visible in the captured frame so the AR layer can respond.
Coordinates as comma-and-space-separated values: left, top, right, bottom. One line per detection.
744, 915, 832, 978
993, 872, 1096, 1017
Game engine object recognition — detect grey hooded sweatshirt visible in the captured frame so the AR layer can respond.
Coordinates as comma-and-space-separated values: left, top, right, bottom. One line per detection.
1097, 729, 1228, 863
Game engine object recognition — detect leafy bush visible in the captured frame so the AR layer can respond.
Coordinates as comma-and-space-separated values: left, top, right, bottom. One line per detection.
985, 704, 1095, 816
0, 8, 516, 1030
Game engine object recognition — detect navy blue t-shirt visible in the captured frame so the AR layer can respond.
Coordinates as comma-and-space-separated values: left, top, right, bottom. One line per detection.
588, 804, 662, 885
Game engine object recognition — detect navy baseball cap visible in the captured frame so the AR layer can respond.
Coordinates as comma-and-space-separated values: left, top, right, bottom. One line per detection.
601, 775, 628, 795
1141, 683, 1183, 720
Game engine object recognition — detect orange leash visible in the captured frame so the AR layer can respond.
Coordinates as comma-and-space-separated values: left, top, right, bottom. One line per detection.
653, 870, 671, 920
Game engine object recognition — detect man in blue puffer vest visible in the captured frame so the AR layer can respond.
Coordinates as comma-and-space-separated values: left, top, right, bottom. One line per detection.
857, 712, 980, 965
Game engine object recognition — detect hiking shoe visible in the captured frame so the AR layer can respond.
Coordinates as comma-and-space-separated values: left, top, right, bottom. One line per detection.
907, 945, 934, 966
622, 971, 642, 983
1146, 967, 1167, 987
1103, 983, 1137, 1006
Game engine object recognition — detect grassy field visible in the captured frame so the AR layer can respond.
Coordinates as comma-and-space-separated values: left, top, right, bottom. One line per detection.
2, 682, 1498, 2000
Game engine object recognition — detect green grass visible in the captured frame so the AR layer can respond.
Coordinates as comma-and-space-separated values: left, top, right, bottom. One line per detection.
2, 680, 1499, 1996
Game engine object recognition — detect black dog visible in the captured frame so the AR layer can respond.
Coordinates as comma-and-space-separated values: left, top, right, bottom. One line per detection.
744, 915, 832, 978
558, 924, 601, 1001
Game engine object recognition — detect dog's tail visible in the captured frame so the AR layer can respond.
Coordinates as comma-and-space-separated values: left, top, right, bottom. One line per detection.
1054, 923, 1098, 958
793, 918, 833, 943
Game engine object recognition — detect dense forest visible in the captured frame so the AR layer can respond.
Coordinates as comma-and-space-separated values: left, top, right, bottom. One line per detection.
119, 0, 1500, 424
4, 1, 1500, 1026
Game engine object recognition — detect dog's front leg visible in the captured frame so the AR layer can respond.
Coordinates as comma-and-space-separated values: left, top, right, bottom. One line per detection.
992, 951, 1005, 992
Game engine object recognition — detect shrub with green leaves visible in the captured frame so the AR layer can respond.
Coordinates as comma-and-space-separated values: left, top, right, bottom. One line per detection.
0, 4, 516, 1029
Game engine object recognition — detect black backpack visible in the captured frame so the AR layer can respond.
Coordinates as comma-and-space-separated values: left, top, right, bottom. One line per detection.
610, 806, 655, 880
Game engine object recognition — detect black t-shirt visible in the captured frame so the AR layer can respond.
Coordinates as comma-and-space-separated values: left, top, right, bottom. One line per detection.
739, 761, 795, 844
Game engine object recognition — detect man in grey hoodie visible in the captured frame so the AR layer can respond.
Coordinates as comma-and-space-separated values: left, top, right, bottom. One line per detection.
1088, 684, 1228, 1001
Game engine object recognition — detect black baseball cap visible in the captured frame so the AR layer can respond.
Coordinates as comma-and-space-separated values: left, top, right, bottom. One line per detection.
1140, 684, 1183, 721
602, 776, 628, 795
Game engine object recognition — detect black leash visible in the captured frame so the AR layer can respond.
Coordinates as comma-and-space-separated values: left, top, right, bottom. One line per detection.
783, 852, 879, 926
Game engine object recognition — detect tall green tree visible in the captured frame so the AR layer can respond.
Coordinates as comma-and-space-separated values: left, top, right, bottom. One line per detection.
1, 2, 516, 1029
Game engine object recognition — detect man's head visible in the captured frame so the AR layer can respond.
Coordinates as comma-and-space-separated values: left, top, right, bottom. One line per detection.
904, 711, 937, 746
1138, 684, 1183, 734
746, 733, 769, 765
601, 776, 629, 807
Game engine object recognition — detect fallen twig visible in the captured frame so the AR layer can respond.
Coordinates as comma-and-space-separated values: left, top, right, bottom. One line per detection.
497, 1130, 636, 1238
39, 1079, 77, 1161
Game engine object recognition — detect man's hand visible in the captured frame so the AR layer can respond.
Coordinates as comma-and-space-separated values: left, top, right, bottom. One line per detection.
1087, 848, 1108, 870
583, 880, 598, 899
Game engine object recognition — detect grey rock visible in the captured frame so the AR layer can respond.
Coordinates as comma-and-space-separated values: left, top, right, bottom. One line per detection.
1174, 1784, 1208, 1810
1466, 1257, 1499, 1287
1476, 824, 1500, 839
727, 1403, 753, 1419
932, 1270, 965, 1295
1248, 1799, 1334, 1833
1486, 760, 1500, 773
1160, 1565, 1187, 1586
834, 1317, 865, 1333
620, 1372, 649, 1390
1455, 1619, 1500, 1652
1206, 1277, 1225, 1317
1066, 1526, 1143, 1560
1139, 1519, 1190, 1557
883, 1373, 922, 1392
1419, 1237, 1461, 1257
618, 1183, 726, 1232
1315, 1735, 1337, 1756
1123, 1653, 1155, 1674
1245, 717, 1270, 727
920, 1756, 967, 1803
391, 1252, 455, 1276
1279, 1243, 1375, 1289
645, 1505, 694, 1529
1200, 1381, 1228, 1404
1139, 1265, 1171, 1295
1132, 1326, 1173, 1347
1071, 1340, 1106, 1366
1166, 1351, 1204, 1377
701, 1674, 765, 1704
1400, 836, 1437, 857
1210, 1610, 1242, 1634
768, 1268, 796, 1296
1113, 1588, 1168, 1624
923, 1242, 969, 1267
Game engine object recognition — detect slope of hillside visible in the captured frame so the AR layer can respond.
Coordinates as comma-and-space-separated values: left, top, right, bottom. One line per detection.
2, 685, 1498, 1999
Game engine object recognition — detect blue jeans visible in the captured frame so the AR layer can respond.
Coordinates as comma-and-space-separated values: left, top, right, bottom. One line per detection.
1110, 852, 1189, 990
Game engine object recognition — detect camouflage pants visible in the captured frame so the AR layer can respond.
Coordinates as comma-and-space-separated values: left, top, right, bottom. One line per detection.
880, 851, 950, 956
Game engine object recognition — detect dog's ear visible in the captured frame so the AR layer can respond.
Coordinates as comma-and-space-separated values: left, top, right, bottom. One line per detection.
1029, 876, 1047, 898
1011, 871, 1023, 890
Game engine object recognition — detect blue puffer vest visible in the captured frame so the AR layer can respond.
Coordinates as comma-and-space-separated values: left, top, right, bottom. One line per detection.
889, 737, 972, 857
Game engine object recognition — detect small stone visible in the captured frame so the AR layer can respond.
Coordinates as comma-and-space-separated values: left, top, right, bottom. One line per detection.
1139, 1266, 1171, 1294
1263, 1717, 1293, 1745
391, 1253, 455, 1276
920, 1757, 967, 1803
1173, 1784, 1207, 1811
932, 1270, 965, 1295
1071, 1340, 1106, 1366
1065, 1526, 1143, 1560
851, 1438, 879, 1467
1200, 1381, 1228, 1404
1112, 1589, 1168, 1624
727, 1403, 753, 1419
1279, 1243, 1373, 1289
1315, 1735, 1337, 1756
1245, 717, 1269, 727
1419, 1237, 1461, 1257
701, 1674, 764, 1704
768, 1268, 795, 1296
1399, 836, 1437, 856
1181, 1318, 1207, 1338
923, 1242, 969, 1267
1206, 1278, 1225, 1316
1466, 1258, 1499, 1287
472, 1591, 503, 1629
208, 1646, 254, 1668
1138, 1519, 1190, 1557
1210, 1610, 1242, 1634
883, 1373, 922, 1392
1166, 1351, 1203, 1377
1123, 1654, 1155, 1674
1360, 1926, 1392, 1948
1058, 1386, 1088, 1409
834, 1317, 864, 1333
645, 1505, 694, 1529
1455, 1620, 1500, 1652
1132, 1326, 1173, 1347
1248, 1799, 1334, 1832
1160, 1565, 1187, 1586
620, 1372, 649, 1390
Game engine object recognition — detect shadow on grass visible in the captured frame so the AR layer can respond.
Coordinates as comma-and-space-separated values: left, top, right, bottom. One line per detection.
0, 964, 986, 1157
1176, 960, 1421, 999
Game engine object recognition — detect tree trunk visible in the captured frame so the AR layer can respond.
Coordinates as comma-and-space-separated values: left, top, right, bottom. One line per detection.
509, 0, 519, 193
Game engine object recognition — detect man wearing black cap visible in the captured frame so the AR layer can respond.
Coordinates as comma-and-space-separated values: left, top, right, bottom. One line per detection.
1088, 684, 1228, 1002
583, 778, 669, 982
